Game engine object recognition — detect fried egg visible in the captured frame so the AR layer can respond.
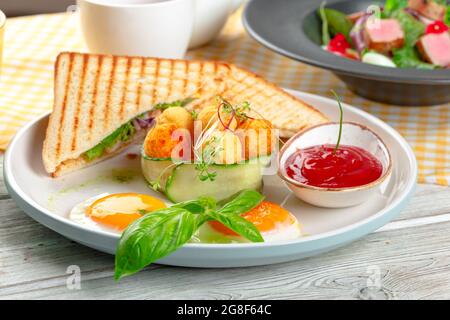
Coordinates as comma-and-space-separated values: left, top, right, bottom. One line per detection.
195, 201, 301, 243
70, 193, 166, 232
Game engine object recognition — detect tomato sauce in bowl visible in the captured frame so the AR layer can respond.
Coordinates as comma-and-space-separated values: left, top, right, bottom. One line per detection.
285, 144, 383, 189
278, 122, 392, 208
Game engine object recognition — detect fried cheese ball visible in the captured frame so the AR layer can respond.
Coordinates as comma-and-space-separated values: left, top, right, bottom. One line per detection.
144, 123, 191, 159
197, 105, 238, 131
158, 107, 194, 132
237, 119, 274, 160
203, 131, 243, 165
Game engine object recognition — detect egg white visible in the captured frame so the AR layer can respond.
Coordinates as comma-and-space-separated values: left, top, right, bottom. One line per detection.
260, 220, 302, 242
69, 193, 116, 232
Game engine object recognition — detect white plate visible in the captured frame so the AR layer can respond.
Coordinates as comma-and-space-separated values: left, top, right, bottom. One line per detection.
4, 90, 417, 267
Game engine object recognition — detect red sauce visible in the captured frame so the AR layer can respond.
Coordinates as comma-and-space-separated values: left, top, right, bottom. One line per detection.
285, 144, 383, 188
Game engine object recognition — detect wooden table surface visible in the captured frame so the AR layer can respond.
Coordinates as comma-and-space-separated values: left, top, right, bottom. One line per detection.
1, 153, 450, 300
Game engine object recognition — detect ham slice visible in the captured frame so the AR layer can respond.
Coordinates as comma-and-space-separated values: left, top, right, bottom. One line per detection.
417, 32, 450, 67
364, 19, 405, 53
408, 0, 446, 21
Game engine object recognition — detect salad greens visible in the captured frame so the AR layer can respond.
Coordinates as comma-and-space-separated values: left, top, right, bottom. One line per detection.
322, 7, 354, 43
388, 9, 425, 46
319, 2, 331, 45
384, 0, 408, 13
114, 189, 265, 280
154, 97, 195, 111
84, 121, 136, 161
317, 0, 449, 69
393, 46, 436, 69
446, 6, 450, 26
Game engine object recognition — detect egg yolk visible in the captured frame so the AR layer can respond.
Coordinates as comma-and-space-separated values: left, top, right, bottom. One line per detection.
87, 193, 166, 230
209, 201, 296, 236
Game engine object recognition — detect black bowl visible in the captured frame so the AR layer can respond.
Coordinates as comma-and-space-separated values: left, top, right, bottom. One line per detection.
243, 0, 450, 106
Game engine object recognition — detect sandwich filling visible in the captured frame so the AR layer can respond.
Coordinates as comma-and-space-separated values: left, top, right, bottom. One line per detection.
83, 98, 194, 162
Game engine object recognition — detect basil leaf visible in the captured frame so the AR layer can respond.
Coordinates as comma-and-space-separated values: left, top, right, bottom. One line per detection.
323, 8, 354, 43
318, 2, 331, 45
209, 189, 265, 243
393, 46, 437, 69
206, 210, 264, 243
172, 196, 217, 214
389, 9, 425, 47
114, 190, 266, 279
114, 207, 204, 280
217, 189, 265, 214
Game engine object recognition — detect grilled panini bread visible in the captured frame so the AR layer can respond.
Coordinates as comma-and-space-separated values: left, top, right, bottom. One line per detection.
42, 52, 227, 177
43, 52, 327, 177
192, 65, 327, 138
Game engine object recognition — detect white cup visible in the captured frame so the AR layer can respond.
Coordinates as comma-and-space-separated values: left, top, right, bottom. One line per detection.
78, 0, 195, 59
189, 0, 244, 49
78, 0, 245, 58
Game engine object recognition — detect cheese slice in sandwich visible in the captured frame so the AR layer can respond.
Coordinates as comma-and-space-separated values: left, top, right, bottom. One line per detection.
43, 52, 327, 177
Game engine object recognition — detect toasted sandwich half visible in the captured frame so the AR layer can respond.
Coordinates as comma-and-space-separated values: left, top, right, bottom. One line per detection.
193, 65, 328, 138
43, 52, 327, 177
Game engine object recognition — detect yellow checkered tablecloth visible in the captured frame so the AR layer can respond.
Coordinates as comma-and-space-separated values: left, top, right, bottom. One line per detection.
0, 10, 449, 185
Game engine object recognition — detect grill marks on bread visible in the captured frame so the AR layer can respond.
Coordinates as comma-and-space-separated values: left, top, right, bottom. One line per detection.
135, 58, 145, 112
88, 55, 102, 137
119, 58, 132, 122
55, 53, 75, 161
71, 54, 88, 151
104, 56, 118, 131
151, 59, 161, 105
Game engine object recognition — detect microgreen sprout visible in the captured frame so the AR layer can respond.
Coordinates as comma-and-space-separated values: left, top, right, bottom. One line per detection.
216, 96, 254, 129
190, 110, 199, 120
330, 90, 344, 154
148, 162, 178, 191
194, 135, 223, 182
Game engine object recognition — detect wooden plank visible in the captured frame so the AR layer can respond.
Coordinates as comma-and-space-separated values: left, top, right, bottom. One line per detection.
0, 155, 8, 197
395, 184, 450, 220
1, 192, 450, 300
2, 217, 450, 300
